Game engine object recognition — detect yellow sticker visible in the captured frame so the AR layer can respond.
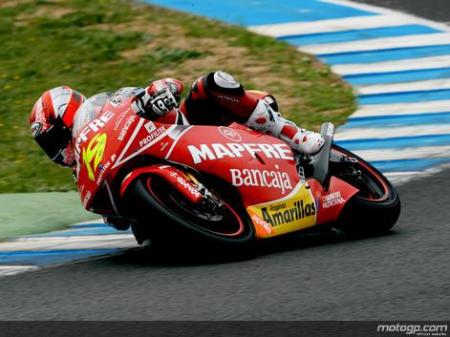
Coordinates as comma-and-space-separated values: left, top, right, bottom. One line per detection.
82, 133, 107, 181
247, 183, 317, 238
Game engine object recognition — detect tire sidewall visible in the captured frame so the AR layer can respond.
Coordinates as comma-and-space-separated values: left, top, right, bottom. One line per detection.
128, 177, 255, 246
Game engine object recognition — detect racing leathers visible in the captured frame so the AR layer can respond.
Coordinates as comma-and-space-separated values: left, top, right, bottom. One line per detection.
132, 71, 325, 155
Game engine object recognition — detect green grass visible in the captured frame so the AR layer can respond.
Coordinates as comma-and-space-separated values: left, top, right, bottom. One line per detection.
0, 0, 355, 193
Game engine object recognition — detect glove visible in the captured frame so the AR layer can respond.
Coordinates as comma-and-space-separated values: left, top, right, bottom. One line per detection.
132, 85, 178, 117
148, 86, 178, 115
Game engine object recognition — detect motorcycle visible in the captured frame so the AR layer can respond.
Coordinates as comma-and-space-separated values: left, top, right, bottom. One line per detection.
73, 98, 400, 247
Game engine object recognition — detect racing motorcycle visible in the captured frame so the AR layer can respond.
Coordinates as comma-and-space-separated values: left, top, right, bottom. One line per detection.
74, 100, 400, 247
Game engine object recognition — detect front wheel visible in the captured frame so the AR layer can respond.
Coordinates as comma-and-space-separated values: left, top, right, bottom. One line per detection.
126, 175, 254, 247
330, 144, 401, 235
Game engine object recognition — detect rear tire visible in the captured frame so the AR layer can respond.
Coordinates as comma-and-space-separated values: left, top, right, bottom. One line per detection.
331, 145, 401, 235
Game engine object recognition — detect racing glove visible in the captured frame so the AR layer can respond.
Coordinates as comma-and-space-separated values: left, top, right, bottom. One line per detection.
132, 79, 184, 118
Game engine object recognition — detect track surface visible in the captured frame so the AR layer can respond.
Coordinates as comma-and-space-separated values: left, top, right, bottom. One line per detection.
1, 0, 449, 320
0, 168, 449, 320
353, 0, 450, 23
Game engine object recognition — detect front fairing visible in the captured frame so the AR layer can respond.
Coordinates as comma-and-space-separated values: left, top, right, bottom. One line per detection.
75, 97, 141, 209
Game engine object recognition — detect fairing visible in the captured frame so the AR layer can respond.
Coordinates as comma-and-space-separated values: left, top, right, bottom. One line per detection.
75, 102, 358, 238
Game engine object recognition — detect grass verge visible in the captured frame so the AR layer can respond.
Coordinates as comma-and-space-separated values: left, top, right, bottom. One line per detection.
0, 192, 98, 240
0, 0, 355, 193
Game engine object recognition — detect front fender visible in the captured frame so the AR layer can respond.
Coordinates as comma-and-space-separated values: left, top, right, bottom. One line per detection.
120, 165, 203, 204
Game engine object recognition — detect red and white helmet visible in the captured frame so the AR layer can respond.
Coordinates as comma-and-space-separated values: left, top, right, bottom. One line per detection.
29, 86, 86, 166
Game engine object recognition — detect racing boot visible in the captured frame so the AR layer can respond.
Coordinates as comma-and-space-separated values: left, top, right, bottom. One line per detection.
245, 100, 325, 155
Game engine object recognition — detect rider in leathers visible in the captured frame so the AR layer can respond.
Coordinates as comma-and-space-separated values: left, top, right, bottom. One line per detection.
29, 71, 324, 232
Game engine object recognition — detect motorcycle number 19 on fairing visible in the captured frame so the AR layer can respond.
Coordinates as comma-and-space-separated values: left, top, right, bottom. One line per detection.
74, 101, 400, 247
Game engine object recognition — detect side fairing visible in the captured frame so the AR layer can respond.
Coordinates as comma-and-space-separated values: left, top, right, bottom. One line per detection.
166, 124, 302, 206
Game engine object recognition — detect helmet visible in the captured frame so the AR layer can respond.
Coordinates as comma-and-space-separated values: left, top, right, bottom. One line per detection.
29, 86, 86, 166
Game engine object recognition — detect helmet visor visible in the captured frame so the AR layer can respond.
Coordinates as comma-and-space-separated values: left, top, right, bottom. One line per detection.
34, 119, 72, 164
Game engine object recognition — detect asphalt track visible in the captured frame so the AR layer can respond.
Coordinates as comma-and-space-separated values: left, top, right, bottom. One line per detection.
353, 0, 450, 23
1, 1, 449, 321
0, 166, 449, 320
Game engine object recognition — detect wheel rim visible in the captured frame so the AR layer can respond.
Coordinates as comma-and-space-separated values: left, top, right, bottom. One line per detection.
331, 147, 390, 202
145, 177, 246, 237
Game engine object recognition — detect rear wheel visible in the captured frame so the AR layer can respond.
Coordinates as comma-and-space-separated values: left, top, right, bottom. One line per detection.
330, 144, 401, 235
126, 175, 254, 247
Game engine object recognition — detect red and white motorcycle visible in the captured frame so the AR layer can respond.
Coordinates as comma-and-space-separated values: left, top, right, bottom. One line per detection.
74, 97, 400, 246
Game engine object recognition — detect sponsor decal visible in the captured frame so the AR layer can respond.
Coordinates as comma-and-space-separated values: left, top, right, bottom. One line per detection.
187, 143, 293, 164
31, 122, 42, 137
82, 133, 107, 181
321, 191, 345, 208
113, 109, 129, 131
96, 160, 111, 185
75, 110, 114, 154
217, 95, 239, 103
251, 214, 273, 234
218, 126, 242, 142
82, 191, 92, 208
144, 121, 157, 133
117, 115, 136, 141
160, 142, 169, 152
176, 176, 201, 199
247, 183, 317, 238
230, 168, 293, 195
139, 126, 167, 147
261, 200, 315, 227
163, 167, 201, 199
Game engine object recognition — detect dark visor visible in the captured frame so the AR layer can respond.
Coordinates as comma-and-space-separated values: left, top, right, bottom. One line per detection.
34, 119, 72, 161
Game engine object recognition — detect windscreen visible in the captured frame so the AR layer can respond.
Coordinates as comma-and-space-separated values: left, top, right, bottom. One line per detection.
72, 92, 111, 140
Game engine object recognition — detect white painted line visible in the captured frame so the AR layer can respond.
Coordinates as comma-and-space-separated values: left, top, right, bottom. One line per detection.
354, 145, 450, 162
299, 33, 450, 55
0, 265, 40, 277
335, 124, 450, 140
352, 100, 450, 118
0, 234, 137, 252
249, 14, 415, 37
71, 218, 104, 226
357, 78, 450, 95
333, 55, 450, 76
320, 0, 450, 33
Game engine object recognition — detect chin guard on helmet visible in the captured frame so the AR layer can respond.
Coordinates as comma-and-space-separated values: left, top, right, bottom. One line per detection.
34, 118, 73, 166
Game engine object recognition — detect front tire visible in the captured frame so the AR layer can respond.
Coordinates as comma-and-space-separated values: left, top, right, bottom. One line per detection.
126, 175, 254, 247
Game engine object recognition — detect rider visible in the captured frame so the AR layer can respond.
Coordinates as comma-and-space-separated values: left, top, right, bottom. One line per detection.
30, 71, 324, 168
29, 72, 324, 231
